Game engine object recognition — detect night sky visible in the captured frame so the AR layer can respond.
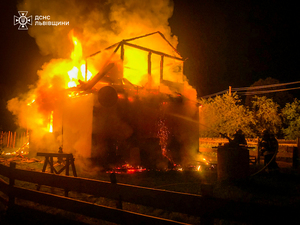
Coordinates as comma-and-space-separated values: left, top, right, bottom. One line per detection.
170, 0, 298, 97
0, 0, 298, 131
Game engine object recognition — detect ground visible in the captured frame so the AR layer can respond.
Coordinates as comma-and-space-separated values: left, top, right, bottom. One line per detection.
0, 148, 300, 224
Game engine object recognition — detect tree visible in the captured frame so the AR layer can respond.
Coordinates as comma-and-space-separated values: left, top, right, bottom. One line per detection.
282, 98, 300, 140
245, 77, 293, 108
198, 93, 256, 138
251, 96, 282, 136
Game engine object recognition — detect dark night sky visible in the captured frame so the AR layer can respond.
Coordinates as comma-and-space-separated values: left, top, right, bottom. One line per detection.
170, 0, 298, 97
0, 0, 299, 131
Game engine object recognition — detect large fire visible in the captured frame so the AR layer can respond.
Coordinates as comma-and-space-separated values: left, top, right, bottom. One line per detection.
23, 31, 95, 133
67, 32, 93, 88
5, 0, 202, 172
9, 31, 197, 166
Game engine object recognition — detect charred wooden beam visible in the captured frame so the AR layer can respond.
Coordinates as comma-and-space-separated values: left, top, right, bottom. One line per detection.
78, 63, 114, 91
160, 55, 164, 81
123, 42, 184, 61
148, 51, 152, 76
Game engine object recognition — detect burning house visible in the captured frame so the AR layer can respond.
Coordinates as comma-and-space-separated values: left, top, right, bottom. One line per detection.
9, 31, 199, 170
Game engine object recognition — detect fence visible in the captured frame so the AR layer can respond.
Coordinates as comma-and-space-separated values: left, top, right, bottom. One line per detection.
0, 162, 297, 225
199, 137, 300, 168
0, 131, 29, 149
199, 137, 298, 147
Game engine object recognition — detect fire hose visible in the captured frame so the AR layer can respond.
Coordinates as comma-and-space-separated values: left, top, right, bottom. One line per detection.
219, 132, 279, 177
250, 144, 279, 177
219, 132, 280, 177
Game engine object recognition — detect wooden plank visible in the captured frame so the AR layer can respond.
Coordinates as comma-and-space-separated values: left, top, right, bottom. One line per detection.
0, 163, 10, 177
0, 195, 8, 206
199, 138, 297, 146
8, 162, 16, 207
11, 186, 187, 225
0, 177, 8, 195
0, 170, 8, 206
70, 158, 77, 177
42, 156, 49, 172
37, 152, 73, 158
123, 42, 184, 61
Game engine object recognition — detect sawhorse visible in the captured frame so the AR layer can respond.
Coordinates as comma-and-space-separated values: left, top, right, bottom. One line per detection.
37, 152, 77, 177
36, 152, 77, 196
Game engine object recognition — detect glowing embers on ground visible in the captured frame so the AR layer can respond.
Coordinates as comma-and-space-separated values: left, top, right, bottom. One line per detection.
1, 142, 30, 156
106, 164, 146, 174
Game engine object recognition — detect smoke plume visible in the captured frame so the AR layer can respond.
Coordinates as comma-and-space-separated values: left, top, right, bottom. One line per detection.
17, 0, 177, 57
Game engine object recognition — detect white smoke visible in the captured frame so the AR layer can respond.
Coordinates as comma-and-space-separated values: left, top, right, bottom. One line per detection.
17, 0, 177, 57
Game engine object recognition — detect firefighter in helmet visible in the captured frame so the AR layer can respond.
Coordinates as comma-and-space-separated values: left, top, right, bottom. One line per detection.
220, 129, 247, 147
259, 129, 279, 172
232, 129, 247, 146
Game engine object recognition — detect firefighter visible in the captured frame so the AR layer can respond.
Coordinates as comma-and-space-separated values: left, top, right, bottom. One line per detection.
232, 129, 247, 146
220, 129, 247, 147
260, 129, 279, 173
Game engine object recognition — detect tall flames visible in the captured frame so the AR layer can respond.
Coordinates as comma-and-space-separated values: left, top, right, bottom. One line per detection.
67, 32, 93, 88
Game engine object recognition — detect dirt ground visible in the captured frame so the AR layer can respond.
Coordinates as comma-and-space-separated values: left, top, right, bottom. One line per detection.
1, 147, 300, 225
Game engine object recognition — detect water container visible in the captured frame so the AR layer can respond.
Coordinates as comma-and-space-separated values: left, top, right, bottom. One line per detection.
217, 144, 249, 181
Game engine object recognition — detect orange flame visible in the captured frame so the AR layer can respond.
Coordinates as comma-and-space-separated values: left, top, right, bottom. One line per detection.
67, 32, 94, 88
47, 111, 53, 133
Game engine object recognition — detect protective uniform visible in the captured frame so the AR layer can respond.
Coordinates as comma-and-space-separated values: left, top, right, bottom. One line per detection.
232, 129, 247, 146
260, 130, 279, 172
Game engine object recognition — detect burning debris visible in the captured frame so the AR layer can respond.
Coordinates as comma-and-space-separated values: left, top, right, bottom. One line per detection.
7, 0, 199, 171
106, 163, 147, 174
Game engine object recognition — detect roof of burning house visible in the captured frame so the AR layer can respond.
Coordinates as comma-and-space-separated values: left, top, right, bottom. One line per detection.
87, 31, 183, 61
77, 31, 185, 92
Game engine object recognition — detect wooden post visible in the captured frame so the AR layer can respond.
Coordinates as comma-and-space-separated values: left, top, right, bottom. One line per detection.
0, 131, 3, 149
7, 131, 10, 148
293, 138, 300, 169
10, 132, 13, 148
148, 51, 152, 76
257, 137, 261, 165
109, 172, 122, 209
120, 42, 124, 61
13, 132, 16, 149
8, 162, 16, 208
10, 131, 13, 148
70, 156, 77, 177
200, 182, 214, 225
50, 157, 54, 174
160, 55, 164, 81
65, 157, 70, 176
229, 86, 232, 96
64, 157, 70, 196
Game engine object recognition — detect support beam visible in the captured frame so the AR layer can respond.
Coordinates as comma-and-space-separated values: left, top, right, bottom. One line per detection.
160, 55, 164, 81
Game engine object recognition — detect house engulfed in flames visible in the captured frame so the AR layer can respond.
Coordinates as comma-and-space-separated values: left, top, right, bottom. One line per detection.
33, 31, 199, 169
